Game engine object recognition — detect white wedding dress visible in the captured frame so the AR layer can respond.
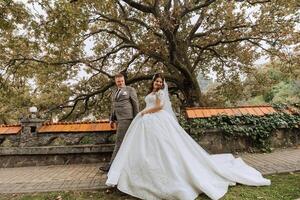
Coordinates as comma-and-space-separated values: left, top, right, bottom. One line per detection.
106, 90, 270, 200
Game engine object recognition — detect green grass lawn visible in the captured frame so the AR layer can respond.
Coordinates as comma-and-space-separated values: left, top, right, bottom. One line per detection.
1, 172, 299, 200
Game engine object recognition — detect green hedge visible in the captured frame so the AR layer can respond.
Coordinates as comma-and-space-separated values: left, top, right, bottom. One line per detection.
179, 113, 300, 152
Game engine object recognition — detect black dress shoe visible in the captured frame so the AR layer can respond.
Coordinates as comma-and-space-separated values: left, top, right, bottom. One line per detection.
99, 164, 110, 172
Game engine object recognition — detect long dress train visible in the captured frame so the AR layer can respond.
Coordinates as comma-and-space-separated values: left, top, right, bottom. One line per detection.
106, 91, 270, 200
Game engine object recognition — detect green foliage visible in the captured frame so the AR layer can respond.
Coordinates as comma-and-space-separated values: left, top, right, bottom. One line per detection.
270, 81, 300, 104
79, 136, 93, 145
246, 60, 300, 106
205, 58, 300, 107
180, 113, 300, 152
51, 137, 66, 146
0, 138, 13, 147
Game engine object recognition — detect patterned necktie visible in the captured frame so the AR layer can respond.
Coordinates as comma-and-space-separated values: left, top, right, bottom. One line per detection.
115, 88, 121, 100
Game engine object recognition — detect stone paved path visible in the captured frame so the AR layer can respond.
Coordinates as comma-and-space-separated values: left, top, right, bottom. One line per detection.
0, 147, 299, 194
239, 147, 300, 175
0, 163, 107, 194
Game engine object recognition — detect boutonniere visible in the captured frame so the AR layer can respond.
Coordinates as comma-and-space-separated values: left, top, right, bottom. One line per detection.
122, 91, 127, 95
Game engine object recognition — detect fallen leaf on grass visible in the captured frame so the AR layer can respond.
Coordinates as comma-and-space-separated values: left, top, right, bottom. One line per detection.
55, 195, 62, 200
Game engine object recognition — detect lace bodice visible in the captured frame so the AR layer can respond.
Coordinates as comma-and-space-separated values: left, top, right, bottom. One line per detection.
144, 91, 164, 109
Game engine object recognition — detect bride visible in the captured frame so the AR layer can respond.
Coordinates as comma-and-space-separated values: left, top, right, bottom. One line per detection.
106, 73, 270, 200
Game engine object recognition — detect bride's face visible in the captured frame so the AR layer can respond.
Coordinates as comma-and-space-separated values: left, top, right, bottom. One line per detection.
153, 77, 163, 90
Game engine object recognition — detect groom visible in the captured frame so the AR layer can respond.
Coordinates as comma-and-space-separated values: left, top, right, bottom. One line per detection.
100, 73, 139, 172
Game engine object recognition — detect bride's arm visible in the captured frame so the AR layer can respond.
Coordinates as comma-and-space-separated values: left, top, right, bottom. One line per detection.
141, 92, 164, 115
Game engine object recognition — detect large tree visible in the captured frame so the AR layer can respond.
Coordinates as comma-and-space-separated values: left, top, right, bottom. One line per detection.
1, 0, 299, 120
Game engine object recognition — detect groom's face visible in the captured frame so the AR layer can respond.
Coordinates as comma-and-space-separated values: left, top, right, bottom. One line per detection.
115, 76, 125, 88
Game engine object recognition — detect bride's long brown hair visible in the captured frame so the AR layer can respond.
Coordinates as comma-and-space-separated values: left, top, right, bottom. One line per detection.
148, 73, 165, 94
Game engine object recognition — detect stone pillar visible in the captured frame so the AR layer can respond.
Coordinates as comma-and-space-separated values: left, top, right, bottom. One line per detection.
20, 117, 44, 147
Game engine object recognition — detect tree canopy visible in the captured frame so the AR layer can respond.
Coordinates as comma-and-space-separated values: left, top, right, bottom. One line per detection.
0, 0, 299, 122
205, 54, 300, 107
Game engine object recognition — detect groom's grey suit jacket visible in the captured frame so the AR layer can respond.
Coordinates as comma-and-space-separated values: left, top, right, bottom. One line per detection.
110, 86, 139, 122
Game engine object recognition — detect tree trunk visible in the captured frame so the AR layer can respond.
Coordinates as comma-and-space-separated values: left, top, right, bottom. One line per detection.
181, 75, 203, 107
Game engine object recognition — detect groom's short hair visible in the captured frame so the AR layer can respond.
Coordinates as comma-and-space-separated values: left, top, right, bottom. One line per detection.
114, 73, 125, 79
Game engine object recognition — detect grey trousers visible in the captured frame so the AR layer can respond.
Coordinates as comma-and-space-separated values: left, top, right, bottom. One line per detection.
109, 119, 132, 165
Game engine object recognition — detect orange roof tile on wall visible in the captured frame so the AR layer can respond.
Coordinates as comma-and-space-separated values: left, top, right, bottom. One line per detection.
195, 109, 203, 118
0, 125, 22, 135
265, 106, 276, 114
224, 109, 235, 116
38, 121, 115, 133
186, 109, 197, 118
216, 109, 225, 116
209, 109, 217, 117
185, 105, 278, 119
245, 107, 258, 115
201, 109, 210, 118
209, 109, 220, 117
69, 124, 78, 132
206, 109, 214, 117
99, 123, 112, 131
232, 108, 242, 116
252, 107, 265, 116
88, 123, 96, 131
197, 108, 204, 117
200, 109, 208, 118
238, 107, 250, 115
258, 107, 271, 115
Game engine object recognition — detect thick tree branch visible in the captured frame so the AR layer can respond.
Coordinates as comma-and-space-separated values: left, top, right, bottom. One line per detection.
57, 73, 179, 120
181, 0, 216, 18
246, 0, 271, 5
196, 36, 276, 51
125, 17, 164, 38
187, 9, 206, 41
121, 0, 154, 13
164, 0, 172, 11
84, 62, 114, 79
153, 0, 160, 14
191, 54, 203, 73
206, 47, 228, 67
123, 53, 141, 71
117, 0, 127, 17
6, 57, 81, 66
83, 28, 132, 44
58, 81, 115, 120
94, 12, 134, 41
191, 24, 252, 40
90, 44, 136, 64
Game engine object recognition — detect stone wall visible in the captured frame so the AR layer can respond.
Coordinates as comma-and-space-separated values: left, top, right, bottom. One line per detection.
1, 115, 299, 167
0, 132, 115, 147
0, 145, 114, 168
0, 135, 20, 147
0, 130, 115, 167
196, 128, 300, 154
0, 117, 116, 167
